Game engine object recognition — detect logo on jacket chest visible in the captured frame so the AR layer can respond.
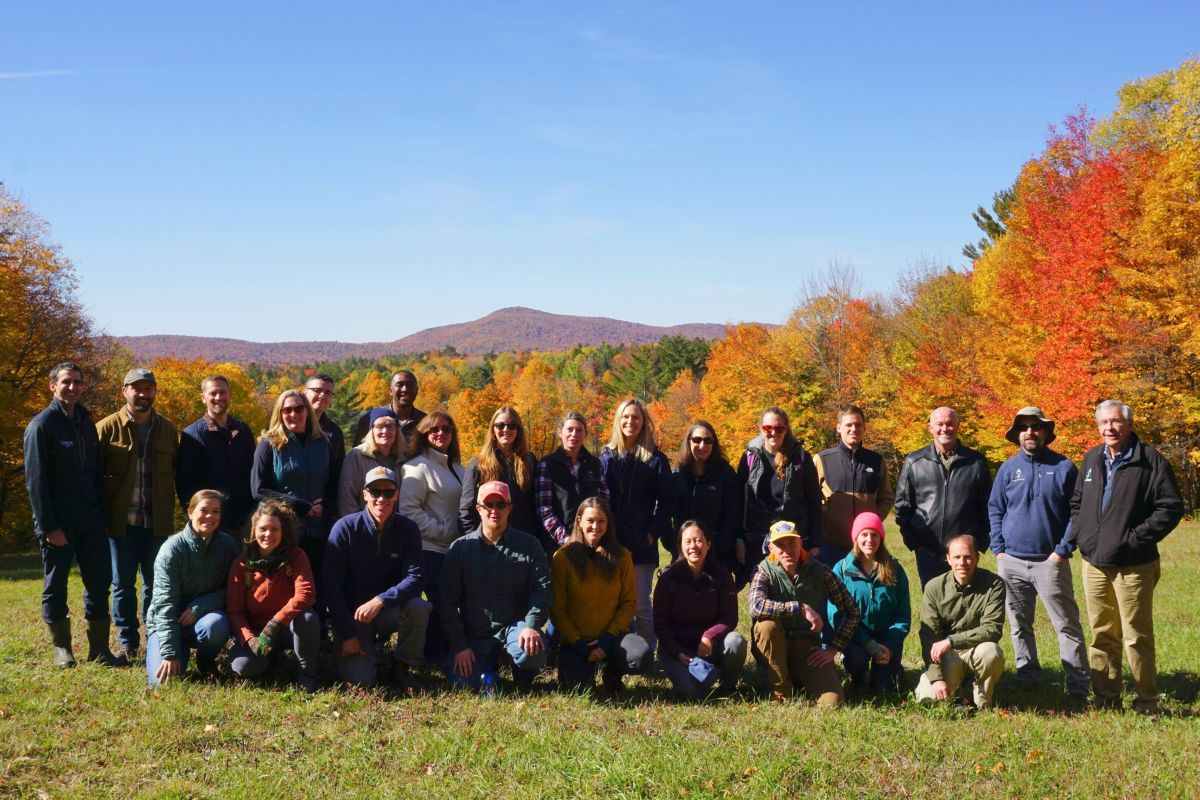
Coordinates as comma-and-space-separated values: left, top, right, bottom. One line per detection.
1010, 468, 1024, 483
1084, 468, 1094, 483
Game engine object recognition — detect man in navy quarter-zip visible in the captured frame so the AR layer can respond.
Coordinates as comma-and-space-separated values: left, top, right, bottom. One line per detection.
988, 406, 1088, 699
1069, 400, 1182, 713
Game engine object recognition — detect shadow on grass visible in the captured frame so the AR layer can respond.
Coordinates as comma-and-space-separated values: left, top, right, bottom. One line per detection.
0, 554, 43, 582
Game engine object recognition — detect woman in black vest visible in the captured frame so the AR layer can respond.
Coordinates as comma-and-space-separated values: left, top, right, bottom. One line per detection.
671, 420, 743, 572
535, 411, 609, 551
735, 406, 822, 588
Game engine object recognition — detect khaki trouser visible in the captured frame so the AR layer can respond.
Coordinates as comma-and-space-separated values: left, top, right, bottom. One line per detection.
751, 620, 844, 706
915, 641, 1005, 709
1081, 559, 1160, 707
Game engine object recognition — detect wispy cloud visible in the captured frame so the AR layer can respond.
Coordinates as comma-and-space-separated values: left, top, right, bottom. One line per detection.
0, 69, 77, 80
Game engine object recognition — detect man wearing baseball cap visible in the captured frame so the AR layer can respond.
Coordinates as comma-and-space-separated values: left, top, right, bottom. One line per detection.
988, 406, 1089, 699
440, 480, 551, 694
323, 466, 430, 691
96, 367, 178, 661
747, 520, 860, 705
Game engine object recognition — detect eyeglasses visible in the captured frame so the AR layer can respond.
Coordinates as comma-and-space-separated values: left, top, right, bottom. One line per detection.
1018, 422, 1046, 432
367, 487, 397, 499
306, 387, 333, 397
428, 425, 454, 435
494, 422, 520, 431
761, 425, 786, 434
479, 501, 511, 510
281, 406, 306, 415
690, 437, 715, 445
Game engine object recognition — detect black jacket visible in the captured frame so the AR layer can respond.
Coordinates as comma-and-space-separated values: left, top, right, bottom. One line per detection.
536, 447, 608, 547
1069, 434, 1183, 567
671, 459, 742, 563
894, 442, 992, 553
600, 447, 674, 566
23, 399, 105, 538
736, 435, 823, 550
176, 415, 256, 531
458, 453, 547, 550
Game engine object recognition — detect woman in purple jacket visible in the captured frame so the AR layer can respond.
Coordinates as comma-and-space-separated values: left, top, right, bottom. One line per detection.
651, 519, 746, 698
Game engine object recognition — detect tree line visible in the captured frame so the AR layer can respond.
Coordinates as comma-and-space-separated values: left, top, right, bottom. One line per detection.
3, 57, 1198, 551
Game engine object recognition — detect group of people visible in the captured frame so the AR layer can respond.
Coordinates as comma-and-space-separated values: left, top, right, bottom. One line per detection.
25, 362, 1185, 711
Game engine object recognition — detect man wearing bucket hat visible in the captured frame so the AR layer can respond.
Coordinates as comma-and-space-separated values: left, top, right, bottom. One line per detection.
96, 367, 179, 662
748, 520, 860, 705
988, 406, 1089, 699
323, 466, 430, 691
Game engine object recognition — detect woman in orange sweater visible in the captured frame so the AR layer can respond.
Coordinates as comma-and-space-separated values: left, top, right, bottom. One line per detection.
549, 497, 650, 693
226, 499, 319, 692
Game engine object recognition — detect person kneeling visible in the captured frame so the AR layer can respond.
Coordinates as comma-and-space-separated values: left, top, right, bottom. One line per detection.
914, 534, 1006, 710
145, 490, 239, 686
551, 497, 650, 693
443, 482, 552, 694
324, 467, 430, 692
226, 500, 320, 693
748, 521, 860, 706
653, 520, 746, 699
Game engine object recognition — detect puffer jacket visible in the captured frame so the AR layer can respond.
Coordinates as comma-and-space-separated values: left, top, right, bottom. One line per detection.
147, 524, 239, 660
398, 449, 465, 555
893, 442, 992, 553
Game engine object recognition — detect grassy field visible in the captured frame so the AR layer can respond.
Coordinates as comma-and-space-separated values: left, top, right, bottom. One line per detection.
1, 524, 1197, 799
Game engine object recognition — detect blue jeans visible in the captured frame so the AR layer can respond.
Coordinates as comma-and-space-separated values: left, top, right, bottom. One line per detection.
661, 632, 748, 699
230, 610, 320, 682
445, 624, 549, 691
40, 523, 111, 623
842, 639, 906, 694
145, 611, 231, 686
915, 546, 949, 589
111, 524, 165, 651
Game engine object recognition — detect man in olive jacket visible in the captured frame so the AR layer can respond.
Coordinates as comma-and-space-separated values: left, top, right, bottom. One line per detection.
96, 368, 179, 659
915, 534, 1006, 710
1069, 400, 1183, 712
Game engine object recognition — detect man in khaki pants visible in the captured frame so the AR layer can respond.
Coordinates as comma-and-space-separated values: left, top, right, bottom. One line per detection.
1069, 401, 1183, 713
915, 534, 1006, 709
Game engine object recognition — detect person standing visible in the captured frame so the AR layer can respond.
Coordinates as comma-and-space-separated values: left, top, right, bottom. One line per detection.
989, 406, 1089, 699
23, 362, 123, 667
176, 374, 256, 535
305, 373, 346, 493
670, 421, 742, 572
813, 405, 894, 567
352, 370, 426, 448
1070, 400, 1184, 712
535, 412, 610, 549
97, 367, 179, 661
894, 406, 992, 587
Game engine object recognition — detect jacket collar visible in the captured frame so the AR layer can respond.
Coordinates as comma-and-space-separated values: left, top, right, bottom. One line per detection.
50, 397, 90, 422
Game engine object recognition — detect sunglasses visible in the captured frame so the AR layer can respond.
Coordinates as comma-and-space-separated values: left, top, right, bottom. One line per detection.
281, 405, 306, 415
494, 422, 520, 431
1018, 422, 1046, 432
479, 501, 511, 510
761, 425, 787, 434
366, 487, 397, 499
427, 425, 454, 435
690, 436, 715, 445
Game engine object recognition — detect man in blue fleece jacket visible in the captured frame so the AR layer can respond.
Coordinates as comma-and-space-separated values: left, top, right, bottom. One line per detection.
988, 406, 1088, 698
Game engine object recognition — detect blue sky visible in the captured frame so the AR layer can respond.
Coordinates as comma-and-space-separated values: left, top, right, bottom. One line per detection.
3, 3, 1197, 342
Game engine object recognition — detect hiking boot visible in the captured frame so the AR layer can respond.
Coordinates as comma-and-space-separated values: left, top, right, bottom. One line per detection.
392, 662, 423, 696
47, 619, 76, 668
86, 619, 128, 667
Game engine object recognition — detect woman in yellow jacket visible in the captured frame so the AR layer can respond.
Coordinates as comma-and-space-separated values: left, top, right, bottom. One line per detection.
550, 497, 650, 693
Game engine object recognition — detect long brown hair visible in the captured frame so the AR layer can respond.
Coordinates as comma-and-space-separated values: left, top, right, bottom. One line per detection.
408, 410, 461, 464
760, 406, 798, 480
852, 536, 898, 587
676, 420, 726, 472
563, 496, 624, 579
477, 406, 531, 490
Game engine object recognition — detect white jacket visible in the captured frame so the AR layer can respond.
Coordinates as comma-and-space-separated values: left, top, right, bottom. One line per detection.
398, 449, 465, 554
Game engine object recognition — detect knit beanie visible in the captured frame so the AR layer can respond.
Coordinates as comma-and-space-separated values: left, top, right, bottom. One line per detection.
851, 511, 885, 541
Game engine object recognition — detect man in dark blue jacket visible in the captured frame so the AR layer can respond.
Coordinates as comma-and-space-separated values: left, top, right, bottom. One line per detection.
988, 406, 1088, 698
1070, 400, 1183, 712
323, 466, 429, 691
176, 374, 256, 534
23, 362, 124, 668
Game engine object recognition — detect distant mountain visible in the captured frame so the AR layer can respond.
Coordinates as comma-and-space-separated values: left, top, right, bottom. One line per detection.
116, 307, 735, 365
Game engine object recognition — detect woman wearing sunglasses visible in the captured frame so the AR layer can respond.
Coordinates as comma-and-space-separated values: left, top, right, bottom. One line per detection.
337, 408, 404, 518
735, 406, 822, 587
250, 389, 337, 596
599, 398, 673, 653
672, 421, 742, 573
459, 407, 545, 550
398, 410, 465, 663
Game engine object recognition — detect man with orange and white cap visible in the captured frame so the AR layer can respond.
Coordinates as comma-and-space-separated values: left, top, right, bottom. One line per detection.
747, 520, 860, 705
440, 481, 551, 694
828, 511, 911, 696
